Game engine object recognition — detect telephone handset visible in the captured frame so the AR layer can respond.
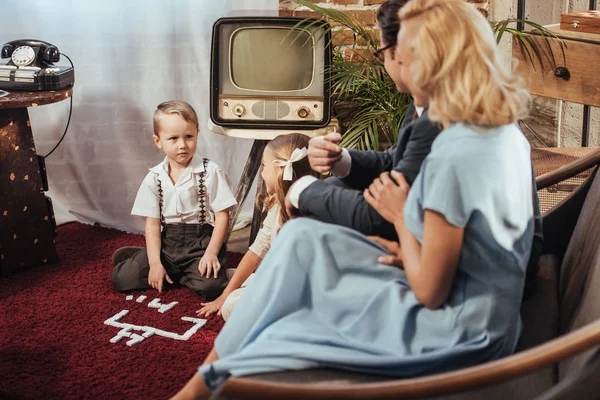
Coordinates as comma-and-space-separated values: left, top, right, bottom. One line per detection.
0, 39, 74, 91
1, 39, 60, 67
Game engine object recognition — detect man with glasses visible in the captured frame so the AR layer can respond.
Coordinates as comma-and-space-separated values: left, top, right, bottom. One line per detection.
284, 0, 442, 241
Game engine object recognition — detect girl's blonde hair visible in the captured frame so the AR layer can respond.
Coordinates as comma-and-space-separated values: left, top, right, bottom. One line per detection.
153, 100, 199, 136
259, 133, 319, 226
398, 0, 530, 127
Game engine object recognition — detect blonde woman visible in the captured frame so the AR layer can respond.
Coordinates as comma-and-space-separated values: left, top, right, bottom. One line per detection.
173, 1, 535, 397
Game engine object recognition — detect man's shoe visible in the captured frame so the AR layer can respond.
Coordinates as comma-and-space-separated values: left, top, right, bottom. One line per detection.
112, 246, 143, 266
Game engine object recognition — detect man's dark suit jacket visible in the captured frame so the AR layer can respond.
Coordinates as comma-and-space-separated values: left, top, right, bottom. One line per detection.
297, 101, 544, 289
299, 102, 440, 240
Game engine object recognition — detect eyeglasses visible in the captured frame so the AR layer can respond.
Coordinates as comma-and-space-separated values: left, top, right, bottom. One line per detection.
374, 43, 394, 59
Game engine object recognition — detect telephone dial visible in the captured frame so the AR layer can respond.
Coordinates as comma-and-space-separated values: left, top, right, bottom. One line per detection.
0, 39, 74, 91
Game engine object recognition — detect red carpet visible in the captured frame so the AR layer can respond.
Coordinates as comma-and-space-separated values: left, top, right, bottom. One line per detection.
0, 223, 242, 400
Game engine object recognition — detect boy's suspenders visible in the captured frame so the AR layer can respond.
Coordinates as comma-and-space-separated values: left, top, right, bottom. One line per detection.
156, 158, 209, 228
157, 178, 165, 228
197, 158, 208, 225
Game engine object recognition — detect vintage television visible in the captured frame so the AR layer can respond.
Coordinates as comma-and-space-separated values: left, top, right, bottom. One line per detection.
210, 17, 332, 130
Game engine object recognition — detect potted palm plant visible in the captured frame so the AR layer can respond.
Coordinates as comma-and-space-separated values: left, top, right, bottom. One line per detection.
290, 0, 565, 151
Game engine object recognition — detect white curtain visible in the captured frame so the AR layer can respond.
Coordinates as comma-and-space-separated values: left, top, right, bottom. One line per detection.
2, 0, 278, 232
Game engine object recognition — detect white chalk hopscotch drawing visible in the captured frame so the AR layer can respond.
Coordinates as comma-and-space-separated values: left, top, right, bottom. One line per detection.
104, 295, 206, 346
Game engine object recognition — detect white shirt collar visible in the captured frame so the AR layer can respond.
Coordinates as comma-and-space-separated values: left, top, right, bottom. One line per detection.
415, 106, 424, 117
149, 154, 205, 187
187, 153, 206, 173
149, 154, 206, 174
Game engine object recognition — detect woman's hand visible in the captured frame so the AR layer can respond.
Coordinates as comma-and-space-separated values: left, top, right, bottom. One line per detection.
199, 252, 221, 278
364, 170, 410, 225
368, 236, 403, 267
196, 295, 226, 317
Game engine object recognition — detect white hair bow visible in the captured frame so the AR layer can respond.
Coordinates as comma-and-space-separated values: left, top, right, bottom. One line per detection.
272, 147, 308, 181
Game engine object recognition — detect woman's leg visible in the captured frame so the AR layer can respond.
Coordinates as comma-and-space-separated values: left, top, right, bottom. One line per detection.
197, 219, 407, 390
170, 373, 212, 400
203, 347, 219, 365
171, 348, 219, 400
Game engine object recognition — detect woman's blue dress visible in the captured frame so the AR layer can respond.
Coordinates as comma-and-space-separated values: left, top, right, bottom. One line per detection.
200, 123, 535, 390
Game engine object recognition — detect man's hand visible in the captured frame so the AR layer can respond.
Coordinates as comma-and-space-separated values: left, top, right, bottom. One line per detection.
308, 132, 343, 174
368, 236, 403, 267
148, 263, 173, 293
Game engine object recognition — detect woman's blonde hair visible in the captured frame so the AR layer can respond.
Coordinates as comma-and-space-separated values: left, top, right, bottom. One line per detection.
153, 100, 199, 136
259, 133, 319, 226
398, 0, 530, 127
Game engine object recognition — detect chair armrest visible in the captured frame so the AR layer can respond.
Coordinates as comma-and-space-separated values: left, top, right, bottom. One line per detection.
536, 148, 600, 190
218, 319, 600, 400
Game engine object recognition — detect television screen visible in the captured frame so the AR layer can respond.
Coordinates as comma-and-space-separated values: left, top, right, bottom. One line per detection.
230, 28, 314, 92
211, 17, 332, 130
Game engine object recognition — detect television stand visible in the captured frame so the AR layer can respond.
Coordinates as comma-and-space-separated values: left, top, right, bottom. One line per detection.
209, 120, 339, 245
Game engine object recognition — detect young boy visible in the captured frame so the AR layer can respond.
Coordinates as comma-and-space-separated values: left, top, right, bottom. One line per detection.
111, 100, 236, 301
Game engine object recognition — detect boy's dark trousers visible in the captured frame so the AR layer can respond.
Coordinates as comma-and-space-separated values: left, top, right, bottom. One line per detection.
111, 224, 228, 301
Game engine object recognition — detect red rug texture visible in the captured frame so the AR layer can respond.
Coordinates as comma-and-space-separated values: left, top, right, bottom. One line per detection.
0, 222, 242, 400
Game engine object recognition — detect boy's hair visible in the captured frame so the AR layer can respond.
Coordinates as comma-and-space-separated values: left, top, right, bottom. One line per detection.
260, 133, 319, 227
398, 0, 529, 127
153, 100, 199, 136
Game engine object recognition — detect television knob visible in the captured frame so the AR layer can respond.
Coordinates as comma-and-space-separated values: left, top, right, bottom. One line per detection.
297, 106, 310, 119
232, 104, 246, 117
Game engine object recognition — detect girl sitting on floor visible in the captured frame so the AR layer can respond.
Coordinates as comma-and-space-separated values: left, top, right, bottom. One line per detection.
196, 132, 319, 320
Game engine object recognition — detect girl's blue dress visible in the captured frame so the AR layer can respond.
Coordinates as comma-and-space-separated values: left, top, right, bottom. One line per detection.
200, 123, 535, 390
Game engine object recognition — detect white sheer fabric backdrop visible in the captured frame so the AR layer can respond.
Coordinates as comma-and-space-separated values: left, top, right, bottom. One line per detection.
2, 0, 278, 232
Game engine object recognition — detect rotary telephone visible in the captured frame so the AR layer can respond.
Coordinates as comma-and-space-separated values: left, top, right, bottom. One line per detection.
0, 39, 74, 91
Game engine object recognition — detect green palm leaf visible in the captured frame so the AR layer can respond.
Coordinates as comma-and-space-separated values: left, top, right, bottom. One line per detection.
287, 1, 565, 150
491, 18, 566, 72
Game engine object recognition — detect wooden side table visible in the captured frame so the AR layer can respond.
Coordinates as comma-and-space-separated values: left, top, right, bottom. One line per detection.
0, 87, 72, 275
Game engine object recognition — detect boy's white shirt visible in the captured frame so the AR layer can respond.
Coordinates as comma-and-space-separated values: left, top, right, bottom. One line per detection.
131, 154, 237, 226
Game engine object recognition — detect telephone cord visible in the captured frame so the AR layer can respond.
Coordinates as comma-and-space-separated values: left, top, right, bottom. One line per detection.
43, 53, 74, 159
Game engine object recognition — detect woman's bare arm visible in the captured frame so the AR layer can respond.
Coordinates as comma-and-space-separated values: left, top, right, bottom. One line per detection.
396, 210, 464, 309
